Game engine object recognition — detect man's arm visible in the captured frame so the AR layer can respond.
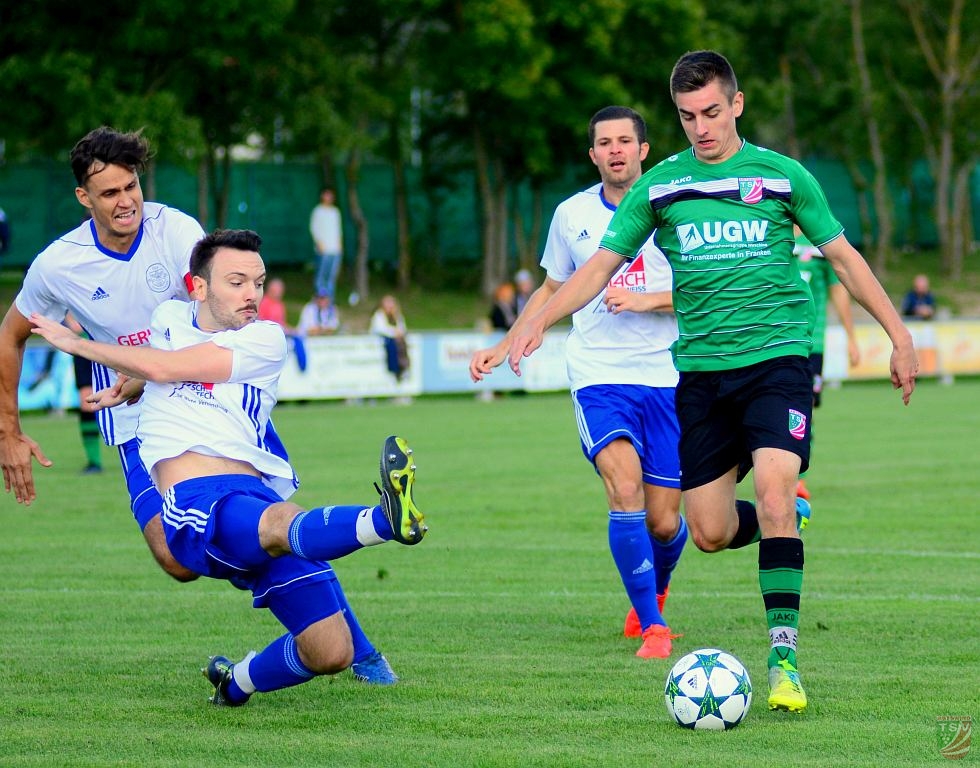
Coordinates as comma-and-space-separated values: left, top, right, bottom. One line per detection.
604, 285, 673, 314
507, 249, 624, 375
469, 277, 561, 381
820, 236, 917, 403
30, 314, 234, 385
829, 282, 860, 367
0, 306, 54, 504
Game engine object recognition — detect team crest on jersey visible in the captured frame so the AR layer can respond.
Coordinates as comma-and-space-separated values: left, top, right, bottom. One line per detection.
739, 178, 764, 204
145, 263, 172, 293
608, 253, 646, 290
788, 409, 807, 440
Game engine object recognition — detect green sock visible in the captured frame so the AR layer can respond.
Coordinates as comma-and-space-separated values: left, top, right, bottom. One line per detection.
81, 418, 102, 468
759, 537, 803, 669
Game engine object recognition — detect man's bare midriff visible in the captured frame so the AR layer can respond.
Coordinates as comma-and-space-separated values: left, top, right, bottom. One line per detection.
155, 452, 261, 494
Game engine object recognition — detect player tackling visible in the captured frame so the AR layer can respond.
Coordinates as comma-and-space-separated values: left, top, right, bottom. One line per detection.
30, 228, 428, 705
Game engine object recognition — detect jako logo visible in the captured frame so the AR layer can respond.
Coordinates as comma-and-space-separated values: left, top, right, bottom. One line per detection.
676, 220, 769, 253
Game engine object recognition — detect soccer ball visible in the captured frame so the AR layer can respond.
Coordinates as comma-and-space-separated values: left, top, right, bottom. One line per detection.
664, 648, 752, 730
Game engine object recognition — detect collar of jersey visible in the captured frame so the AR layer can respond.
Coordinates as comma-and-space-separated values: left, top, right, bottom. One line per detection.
91, 218, 145, 262
598, 186, 617, 213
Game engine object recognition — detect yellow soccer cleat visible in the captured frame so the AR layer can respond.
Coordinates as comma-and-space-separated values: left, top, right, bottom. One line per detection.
376, 435, 427, 544
767, 659, 808, 713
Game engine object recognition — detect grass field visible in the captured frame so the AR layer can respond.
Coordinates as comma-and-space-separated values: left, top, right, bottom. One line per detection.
1, 379, 978, 767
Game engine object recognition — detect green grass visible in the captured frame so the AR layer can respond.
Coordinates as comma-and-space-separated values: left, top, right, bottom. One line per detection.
1, 381, 978, 767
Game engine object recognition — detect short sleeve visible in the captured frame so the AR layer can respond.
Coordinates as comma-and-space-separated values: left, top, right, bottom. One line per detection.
539, 205, 575, 281
599, 179, 657, 258
211, 321, 287, 386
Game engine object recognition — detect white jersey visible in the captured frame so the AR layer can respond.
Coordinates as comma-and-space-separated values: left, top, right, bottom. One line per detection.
137, 300, 298, 500
540, 182, 678, 390
15, 203, 204, 444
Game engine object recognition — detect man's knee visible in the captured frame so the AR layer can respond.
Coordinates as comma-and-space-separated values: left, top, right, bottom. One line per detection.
257, 502, 305, 555
689, 526, 727, 553
684, 505, 732, 553
645, 488, 682, 540
296, 614, 354, 674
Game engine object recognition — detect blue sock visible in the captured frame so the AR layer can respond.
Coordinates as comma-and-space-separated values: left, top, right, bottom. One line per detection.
236, 634, 315, 696
651, 514, 687, 594
327, 571, 376, 664
608, 510, 664, 630
288, 505, 393, 560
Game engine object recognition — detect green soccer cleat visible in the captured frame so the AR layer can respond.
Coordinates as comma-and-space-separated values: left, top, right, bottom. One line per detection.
376, 436, 427, 545
767, 659, 807, 713
202, 654, 251, 707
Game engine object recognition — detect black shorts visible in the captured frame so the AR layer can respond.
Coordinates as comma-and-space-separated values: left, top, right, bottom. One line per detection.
808, 352, 824, 407
676, 356, 812, 491
72, 354, 93, 389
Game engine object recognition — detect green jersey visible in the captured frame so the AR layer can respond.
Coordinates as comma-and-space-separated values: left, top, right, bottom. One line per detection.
794, 234, 839, 354
601, 141, 844, 372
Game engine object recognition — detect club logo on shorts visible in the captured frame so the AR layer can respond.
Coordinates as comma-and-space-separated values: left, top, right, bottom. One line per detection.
739, 178, 764, 204
788, 409, 807, 440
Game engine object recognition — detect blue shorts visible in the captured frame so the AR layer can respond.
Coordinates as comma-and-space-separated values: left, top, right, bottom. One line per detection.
161, 474, 338, 623
118, 439, 163, 531
571, 384, 681, 489
675, 356, 812, 490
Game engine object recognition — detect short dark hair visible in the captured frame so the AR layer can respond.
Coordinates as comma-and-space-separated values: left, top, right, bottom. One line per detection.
190, 229, 263, 281
670, 50, 739, 102
588, 106, 647, 146
70, 127, 150, 186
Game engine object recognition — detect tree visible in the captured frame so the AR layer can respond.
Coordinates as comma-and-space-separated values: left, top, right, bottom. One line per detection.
848, 0, 896, 273
893, 0, 979, 278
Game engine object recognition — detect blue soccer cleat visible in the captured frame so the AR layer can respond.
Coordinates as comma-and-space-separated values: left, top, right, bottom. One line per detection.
351, 650, 399, 685
796, 496, 812, 532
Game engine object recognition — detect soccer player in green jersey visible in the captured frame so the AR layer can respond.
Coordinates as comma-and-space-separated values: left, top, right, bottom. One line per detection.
507, 50, 918, 714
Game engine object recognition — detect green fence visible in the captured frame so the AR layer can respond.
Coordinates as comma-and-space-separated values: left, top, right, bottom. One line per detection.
0, 156, 973, 277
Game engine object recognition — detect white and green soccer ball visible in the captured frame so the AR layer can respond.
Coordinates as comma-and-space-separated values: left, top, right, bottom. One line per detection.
664, 648, 752, 730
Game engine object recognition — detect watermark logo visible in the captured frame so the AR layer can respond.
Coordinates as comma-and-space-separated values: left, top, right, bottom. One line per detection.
937, 716, 972, 760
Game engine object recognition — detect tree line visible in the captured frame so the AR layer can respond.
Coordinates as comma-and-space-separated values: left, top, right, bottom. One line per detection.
1, 0, 976, 295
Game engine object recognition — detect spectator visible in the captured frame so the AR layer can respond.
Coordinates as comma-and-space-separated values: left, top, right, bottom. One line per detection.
298, 291, 341, 336
514, 269, 536, 315
309, 188, 343, 300
489, 282, 517, 331
370, 295, 410, 384
258, 277, 307, 372
901, 273, 936, 320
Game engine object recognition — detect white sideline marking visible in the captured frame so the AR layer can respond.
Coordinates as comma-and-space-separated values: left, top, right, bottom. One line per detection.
817, 547, 978, 560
